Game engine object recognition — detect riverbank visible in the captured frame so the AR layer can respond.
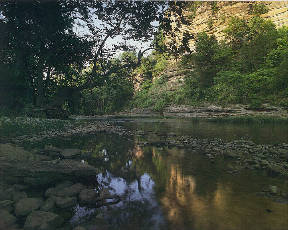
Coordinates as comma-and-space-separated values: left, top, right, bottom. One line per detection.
119, 104, 288, 119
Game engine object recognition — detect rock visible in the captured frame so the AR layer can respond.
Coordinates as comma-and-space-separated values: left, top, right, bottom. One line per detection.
0, 143, 98, 186
0, 209, 16, 226
0, 200, 14, 212
40, 198, 55, 212
12, 191, 28, 202
15, 198, 43, 217
79, 189, 98, 205
279, 149, 288, 160
45, 188, 57, 198
55, 181, 73, 190
45, 182, 84, 198
224, 150, 241, 158
60, 149, 82, 159
57, 183, 85, 197
24, 211, 63, 230
13, 184, 28, 191
269, 185, 278, 195
45, 181, 73, 197
55, 196, 77, 209
0, 188, 12, 201
42, 145, 62, 158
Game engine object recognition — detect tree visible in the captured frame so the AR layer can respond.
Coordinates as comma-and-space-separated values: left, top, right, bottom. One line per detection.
0, 0, 166, 112
0, 0, 92, 108
225, 16, 278, 72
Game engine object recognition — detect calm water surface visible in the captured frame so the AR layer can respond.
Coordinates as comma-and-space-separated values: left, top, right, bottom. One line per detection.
3, 119, 288, 230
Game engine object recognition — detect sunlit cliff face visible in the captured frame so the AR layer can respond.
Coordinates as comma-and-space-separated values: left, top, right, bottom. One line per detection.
156, 148, 288, 230
164, 2, 288, 51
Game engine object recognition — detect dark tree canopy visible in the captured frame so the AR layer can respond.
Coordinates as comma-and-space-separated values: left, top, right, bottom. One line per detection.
0, 0, 166, 111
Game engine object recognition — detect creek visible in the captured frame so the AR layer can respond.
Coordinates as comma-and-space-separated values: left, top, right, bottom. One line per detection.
0, 118, 287, 230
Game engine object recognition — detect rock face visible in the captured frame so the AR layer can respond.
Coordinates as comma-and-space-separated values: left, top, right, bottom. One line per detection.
15, 198, 43, 217
165, 2, 288, 51
24, 211, 63, 230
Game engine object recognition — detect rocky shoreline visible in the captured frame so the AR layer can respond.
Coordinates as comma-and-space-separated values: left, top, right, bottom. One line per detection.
0, 143, 120, 230
118, 104, 288, 118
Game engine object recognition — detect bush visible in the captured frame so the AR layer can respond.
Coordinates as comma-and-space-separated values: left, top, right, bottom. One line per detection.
213, 68, 277, 104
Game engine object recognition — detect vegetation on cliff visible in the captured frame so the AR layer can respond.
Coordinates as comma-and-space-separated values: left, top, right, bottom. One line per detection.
132, 15, 288, 111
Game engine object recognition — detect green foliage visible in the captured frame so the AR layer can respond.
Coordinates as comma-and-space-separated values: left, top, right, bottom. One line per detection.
134, 17, 288, 110
186, 2, 202, 20
213, 68, 277, 104
225, 16, 278, 72
249, 3, 269, 15
209, 2, 220, 15
193, 32, 232, 88
0, 0, 165, 114
81, 72, 133, 115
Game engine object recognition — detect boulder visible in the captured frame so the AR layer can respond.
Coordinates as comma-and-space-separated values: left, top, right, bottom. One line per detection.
55, 196, 77, 209
40, 198, 55, 212
60, 149, 82, 159
0, 188, 12, 201
15, 198, 43, 217
57, 183, 85, 197
12, 191, 28, 202
55, 181, 73, 190
79, 189, 98, 205
0, 200, 14, 212
24, 211, 63, 230
0, 209, 16, 226
45, 183, 85, 198
45, 181, 73, 197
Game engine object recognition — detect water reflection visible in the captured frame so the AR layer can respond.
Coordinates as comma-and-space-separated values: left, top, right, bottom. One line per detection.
2, 129, 287, 230
75, 139, 288, 230
121, 118, 288, 144
145, 147, 288, 230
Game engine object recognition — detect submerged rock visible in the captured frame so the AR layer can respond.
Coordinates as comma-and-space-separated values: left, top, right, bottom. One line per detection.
24, 211, 63, 230
15, 198, 43, 217
55, 196, 77, 209
40, 197, 55, 212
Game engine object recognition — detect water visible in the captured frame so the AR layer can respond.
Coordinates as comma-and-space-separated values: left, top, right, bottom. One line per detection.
1, 118, 288, 230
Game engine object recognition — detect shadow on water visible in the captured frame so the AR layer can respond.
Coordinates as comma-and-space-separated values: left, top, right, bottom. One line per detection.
1, 119, 288, 230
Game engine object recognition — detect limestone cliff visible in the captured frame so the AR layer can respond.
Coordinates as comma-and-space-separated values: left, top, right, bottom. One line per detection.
165, 1, 288, 51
